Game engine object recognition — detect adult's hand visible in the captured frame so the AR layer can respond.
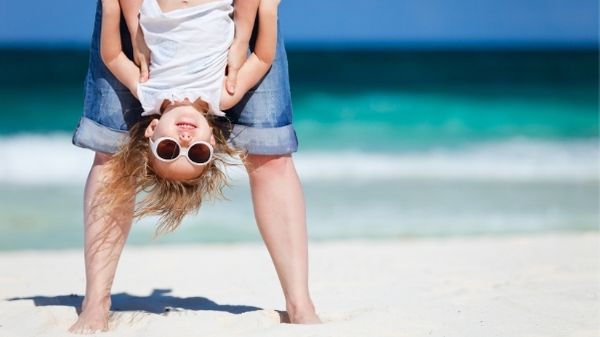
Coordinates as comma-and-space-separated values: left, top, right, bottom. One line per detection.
226, 40, 249, 95
132, 26, 150, 82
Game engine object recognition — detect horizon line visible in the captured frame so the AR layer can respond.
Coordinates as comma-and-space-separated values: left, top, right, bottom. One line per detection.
0, 39, 598, 51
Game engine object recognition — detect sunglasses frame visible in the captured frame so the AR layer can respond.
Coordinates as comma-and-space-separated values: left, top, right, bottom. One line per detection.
149, 136, 214, 166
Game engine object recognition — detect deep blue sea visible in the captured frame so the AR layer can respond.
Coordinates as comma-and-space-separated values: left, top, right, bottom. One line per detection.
0, 49, 598, 250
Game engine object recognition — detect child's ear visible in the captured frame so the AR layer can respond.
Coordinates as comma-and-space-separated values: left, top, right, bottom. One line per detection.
210, 134, 216, 146
145, 119, 160, 138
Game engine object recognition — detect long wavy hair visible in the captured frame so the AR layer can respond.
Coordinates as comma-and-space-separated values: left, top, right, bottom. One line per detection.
95, 99, 243, 235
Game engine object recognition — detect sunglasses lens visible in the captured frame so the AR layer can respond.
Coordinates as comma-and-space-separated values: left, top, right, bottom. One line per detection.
156, 139, 180, 160
188, 143, 212, 164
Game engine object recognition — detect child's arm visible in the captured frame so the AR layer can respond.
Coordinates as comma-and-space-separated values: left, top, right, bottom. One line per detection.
220, 0, 278, 110
119, 0, 143, 36
226, 0, 261, 94
100, 0, 141, 96
120, 0, 150, 82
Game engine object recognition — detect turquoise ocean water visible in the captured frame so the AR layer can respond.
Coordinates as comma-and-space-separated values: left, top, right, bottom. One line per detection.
0, 49, 598, 250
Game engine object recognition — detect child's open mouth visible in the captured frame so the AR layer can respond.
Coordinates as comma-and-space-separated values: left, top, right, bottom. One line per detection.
176, 122, 197, 129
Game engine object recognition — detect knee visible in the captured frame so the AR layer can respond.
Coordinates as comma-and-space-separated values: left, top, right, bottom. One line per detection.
245, 154, 294, 177
93, 152, 113, 166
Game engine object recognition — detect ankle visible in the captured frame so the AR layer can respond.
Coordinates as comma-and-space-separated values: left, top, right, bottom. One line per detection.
82, 295, 111, 313
286, 297, 316, 315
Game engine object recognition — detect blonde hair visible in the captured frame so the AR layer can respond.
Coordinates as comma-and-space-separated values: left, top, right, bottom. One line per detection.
97, 100, 242, 235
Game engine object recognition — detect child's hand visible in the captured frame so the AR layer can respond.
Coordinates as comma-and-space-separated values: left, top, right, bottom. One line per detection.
101, 0, 120, 13
226, 40, 249, 95
132, 26, 151, 82
259, 0, 280, 11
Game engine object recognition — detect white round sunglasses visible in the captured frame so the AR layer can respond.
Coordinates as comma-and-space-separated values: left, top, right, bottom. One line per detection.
149, 137, 214, 166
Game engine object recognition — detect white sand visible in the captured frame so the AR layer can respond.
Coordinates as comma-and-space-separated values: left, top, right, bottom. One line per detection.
0, 233, 598, 337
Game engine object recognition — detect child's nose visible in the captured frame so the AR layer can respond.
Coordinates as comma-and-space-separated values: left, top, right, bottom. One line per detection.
178, 132, 192, 145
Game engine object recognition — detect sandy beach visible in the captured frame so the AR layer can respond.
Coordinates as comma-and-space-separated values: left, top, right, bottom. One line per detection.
0, 232, 598, 337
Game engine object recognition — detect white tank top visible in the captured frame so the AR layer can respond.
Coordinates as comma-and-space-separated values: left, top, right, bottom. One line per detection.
137, 0, 234, 117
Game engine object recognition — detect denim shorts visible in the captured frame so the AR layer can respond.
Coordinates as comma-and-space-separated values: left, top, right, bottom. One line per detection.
72, 1, 298, 155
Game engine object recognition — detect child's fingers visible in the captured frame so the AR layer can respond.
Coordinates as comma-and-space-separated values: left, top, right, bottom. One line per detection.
226, 67, 239, 95
139, 57, 150, 82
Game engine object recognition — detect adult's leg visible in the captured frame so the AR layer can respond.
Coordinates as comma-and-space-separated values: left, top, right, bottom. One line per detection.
245, 154, 321, 324
225, 13, 319, 322
69, 0, 141, 332
69, 153, 134, 333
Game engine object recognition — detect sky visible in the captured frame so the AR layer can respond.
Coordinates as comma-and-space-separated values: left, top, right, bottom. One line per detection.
0, 0, 597, 47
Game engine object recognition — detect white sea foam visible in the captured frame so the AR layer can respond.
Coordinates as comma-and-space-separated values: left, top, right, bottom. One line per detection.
293, 139, 600, 182
0, 134, 597, 185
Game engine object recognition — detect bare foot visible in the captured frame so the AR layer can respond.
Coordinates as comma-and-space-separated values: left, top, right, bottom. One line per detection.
69, 310, 109, 334
289, 310, 322, 324
68, 299, 110, 334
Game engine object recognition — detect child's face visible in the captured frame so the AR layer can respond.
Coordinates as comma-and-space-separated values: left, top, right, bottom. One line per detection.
144, 101, 215, 180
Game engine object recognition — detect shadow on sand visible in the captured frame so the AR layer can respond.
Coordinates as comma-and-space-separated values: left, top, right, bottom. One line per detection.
7, 288, 290, 322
